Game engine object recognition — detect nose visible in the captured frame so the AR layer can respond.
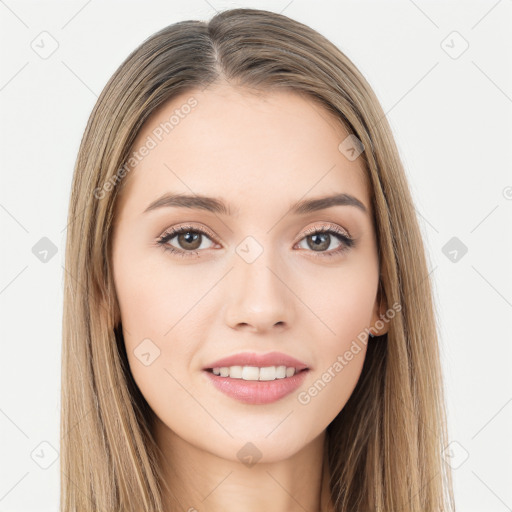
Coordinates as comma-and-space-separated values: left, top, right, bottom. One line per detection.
223, 251, 295, 334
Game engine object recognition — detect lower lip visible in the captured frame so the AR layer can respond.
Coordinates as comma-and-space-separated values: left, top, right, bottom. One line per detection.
203, 369, 309, 405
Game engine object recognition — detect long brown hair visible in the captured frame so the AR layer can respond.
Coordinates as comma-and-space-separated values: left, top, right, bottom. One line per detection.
61, 7, 455, 511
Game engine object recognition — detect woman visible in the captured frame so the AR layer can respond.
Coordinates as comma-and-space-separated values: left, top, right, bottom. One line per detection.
61, 7, 455, 511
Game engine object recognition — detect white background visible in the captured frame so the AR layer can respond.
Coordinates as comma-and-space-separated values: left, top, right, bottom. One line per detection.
1, 0, 511, 510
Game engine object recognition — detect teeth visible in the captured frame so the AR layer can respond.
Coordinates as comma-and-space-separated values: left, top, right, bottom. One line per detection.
211, 365, 298, 380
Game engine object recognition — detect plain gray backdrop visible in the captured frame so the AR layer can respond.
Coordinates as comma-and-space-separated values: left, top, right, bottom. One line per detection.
1, 0, 511, 510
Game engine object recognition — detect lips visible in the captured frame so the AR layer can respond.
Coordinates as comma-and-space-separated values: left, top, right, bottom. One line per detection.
204, 368, 309, 404
203, 351, 310, 372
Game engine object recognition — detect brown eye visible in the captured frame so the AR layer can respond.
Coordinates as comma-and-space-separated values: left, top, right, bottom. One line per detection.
174, 231, 202, 250
295, 225, 355, 258
157, 225, 216, 257
305, 232, 331, 251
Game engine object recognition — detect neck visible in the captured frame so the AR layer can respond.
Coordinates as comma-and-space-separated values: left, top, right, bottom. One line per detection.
154, 419, 334, 512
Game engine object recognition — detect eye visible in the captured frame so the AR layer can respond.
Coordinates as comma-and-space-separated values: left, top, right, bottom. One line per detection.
294, 223, 355, 258
156, 222, 355, 259
156, 224, 217, 258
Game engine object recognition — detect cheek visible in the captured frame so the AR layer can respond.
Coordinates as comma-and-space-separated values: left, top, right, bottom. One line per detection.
112, 252, 205, 434
113, 244, 206, 341
297, 341, 368, 432
112, 243, 214, 401
297, 254, 379, 341
294, 260, 377, 418
295, 288, 372, 426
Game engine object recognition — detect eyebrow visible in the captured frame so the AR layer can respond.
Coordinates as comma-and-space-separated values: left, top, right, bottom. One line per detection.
142, 192, 368, 216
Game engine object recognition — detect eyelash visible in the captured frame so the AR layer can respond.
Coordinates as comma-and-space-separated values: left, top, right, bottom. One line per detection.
156, 223, 355, 259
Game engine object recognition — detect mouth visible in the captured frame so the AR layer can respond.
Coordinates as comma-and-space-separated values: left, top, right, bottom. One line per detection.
201, 351, 311, 404
203, 367, 310, 405
204, 365, 309, 381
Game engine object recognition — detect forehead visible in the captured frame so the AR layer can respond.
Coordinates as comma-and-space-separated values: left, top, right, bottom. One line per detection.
116, 84, 370, 219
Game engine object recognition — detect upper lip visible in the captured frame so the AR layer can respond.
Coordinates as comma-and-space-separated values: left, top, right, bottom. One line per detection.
203, 351, 310, 371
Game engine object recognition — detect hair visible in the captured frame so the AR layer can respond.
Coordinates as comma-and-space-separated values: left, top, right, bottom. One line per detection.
61, 7, 455, 512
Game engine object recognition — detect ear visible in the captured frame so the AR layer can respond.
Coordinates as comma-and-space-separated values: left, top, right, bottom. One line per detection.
370, 283, 389, 336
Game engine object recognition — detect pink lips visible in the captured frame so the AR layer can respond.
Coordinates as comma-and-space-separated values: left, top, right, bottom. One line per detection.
203, 351, 309, 371
202, 351, 310, 405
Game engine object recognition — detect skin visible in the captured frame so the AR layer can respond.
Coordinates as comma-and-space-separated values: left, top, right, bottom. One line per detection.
111, 81, 388, 512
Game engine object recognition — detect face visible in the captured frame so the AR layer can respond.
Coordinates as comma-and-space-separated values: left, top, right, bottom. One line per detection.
111, 83, 386, 463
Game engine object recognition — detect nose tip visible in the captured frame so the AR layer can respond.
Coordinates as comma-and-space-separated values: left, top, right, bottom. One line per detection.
224, 261, 292, 333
